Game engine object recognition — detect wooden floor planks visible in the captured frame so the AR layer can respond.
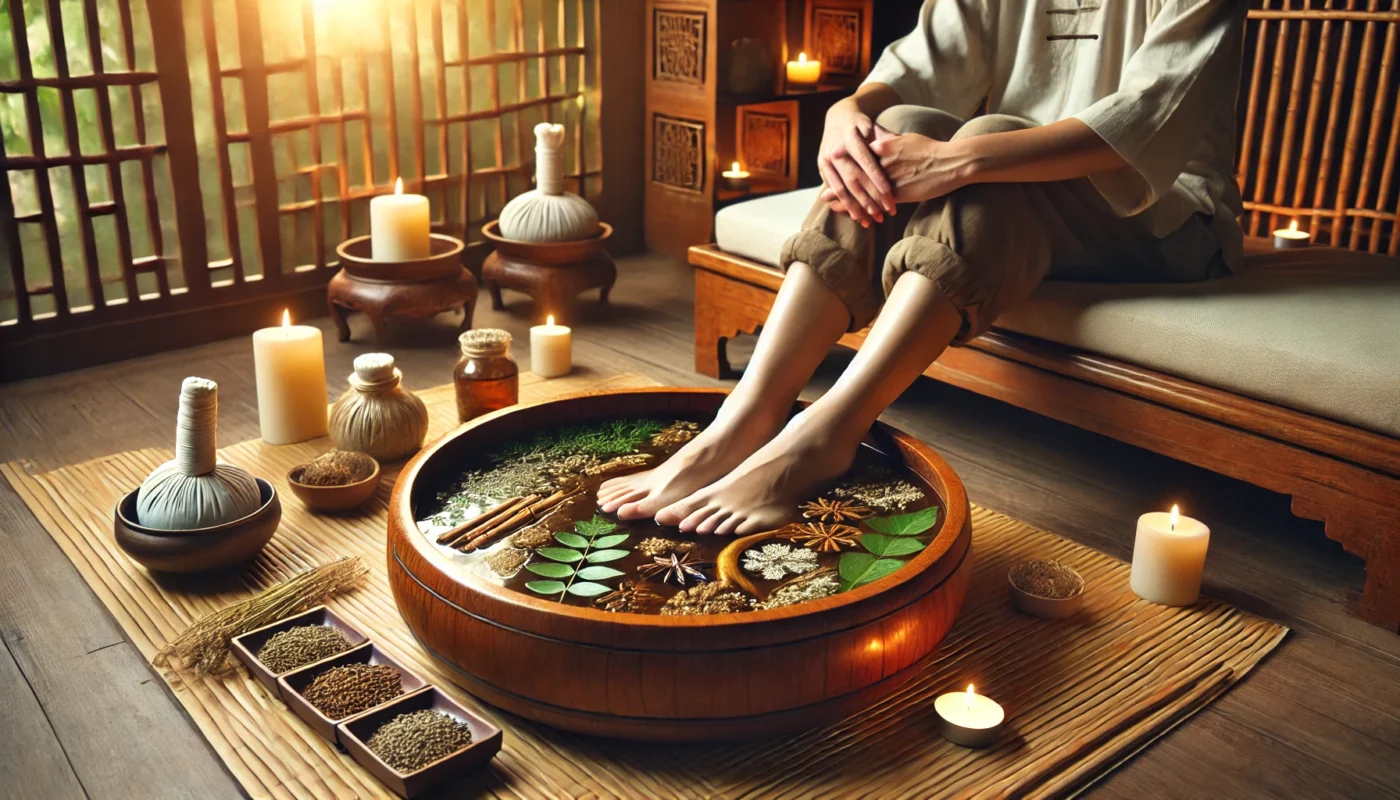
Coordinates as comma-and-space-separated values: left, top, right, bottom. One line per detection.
1, 251, 1397, 799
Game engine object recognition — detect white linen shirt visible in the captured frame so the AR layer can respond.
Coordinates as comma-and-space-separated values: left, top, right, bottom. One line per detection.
866, 0, 1246, 266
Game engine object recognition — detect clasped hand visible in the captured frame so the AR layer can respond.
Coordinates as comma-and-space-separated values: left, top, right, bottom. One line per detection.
818, 103, 967, 226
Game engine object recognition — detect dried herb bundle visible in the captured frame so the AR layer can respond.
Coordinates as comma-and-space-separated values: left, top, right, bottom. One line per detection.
661, 582, 752, 615
595, 580, 665, 613
755, 568, 840, 610
155, 557, 369, 675
636, 537, 695, 559
299, 450, 376, 486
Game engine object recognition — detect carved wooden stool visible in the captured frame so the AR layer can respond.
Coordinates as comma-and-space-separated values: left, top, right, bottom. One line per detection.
329, 234, 478, 342
481, 221, 615, 321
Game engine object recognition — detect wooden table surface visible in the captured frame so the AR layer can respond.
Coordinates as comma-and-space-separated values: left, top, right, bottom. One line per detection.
2, 253, 1398, 799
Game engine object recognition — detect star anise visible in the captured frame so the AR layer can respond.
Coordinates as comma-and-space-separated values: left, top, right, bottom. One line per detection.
800, 498, 871, 523
779, 522, 861, 553
594, 580, 664, 613
637, 551, 712, 586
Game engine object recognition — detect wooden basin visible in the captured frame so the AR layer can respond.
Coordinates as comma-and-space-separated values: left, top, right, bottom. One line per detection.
387, 388, 972, 741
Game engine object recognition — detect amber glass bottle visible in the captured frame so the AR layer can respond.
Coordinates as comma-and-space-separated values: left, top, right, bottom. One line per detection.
454, 329, 519, 423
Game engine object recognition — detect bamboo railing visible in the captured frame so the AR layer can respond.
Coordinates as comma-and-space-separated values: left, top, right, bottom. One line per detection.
0, 0, 599, 344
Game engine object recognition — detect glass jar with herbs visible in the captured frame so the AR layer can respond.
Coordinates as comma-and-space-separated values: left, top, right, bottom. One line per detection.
454, 329, 519, 423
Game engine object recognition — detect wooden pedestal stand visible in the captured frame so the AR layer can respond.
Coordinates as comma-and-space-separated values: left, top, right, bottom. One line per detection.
329, 234, 478, 342
481, 221, 615, 321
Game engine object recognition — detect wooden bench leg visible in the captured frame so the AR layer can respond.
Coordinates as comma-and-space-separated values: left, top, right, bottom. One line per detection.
693, 268, 775, 380
1295, 497, 1400, 631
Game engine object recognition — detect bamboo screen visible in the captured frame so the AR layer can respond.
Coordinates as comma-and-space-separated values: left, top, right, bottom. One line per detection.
1238, 1, 1400, 254
0, 0, 600, 332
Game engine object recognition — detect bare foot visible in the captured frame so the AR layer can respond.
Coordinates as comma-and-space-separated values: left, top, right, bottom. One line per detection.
655, 409, 861, 535
597, 407, 784, 521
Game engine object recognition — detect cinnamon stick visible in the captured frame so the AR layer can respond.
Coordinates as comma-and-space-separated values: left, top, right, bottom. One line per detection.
460, 486, 584, 553
436, 494, 537, 547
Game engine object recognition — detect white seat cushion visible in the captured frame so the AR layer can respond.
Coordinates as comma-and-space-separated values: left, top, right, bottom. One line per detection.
711, 190, 1400, 437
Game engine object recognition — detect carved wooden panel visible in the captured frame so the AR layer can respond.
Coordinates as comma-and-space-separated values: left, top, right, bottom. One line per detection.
812, 8, 863, 75
652, 115, 706, 193
654, 9, 707, 84
742, 113, 790, 176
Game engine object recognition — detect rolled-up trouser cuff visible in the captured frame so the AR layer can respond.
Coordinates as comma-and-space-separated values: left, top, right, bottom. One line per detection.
882, 235, 993, 343
780, 230, 883, 331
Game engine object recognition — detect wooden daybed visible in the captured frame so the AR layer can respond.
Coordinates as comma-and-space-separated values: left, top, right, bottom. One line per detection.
688, 6, 1400, 629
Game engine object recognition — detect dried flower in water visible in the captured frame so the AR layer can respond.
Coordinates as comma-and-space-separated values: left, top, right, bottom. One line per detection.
754, 568, 840, 609
636, 537, 696, 559
485, 547, 531, 577
1009, 559, 1084, 599
650, 420, 701, 449
637, 551, 712, 586
742, 543, 819, 581
366, 709, 473, 774
661, 582, 752, 615
595, 580, 665, 613
800, 497, 871, 523
829, 478, 924, 513
779, 522, 861, 553
299, 450, 377, 487
302, 663, 404, 720
255, 625, 353, 674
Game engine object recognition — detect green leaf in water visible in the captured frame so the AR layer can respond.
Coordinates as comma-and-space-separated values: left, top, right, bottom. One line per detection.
591, 533, 630, 549
525, 580, 567, 596
554, 532, 590, 548
576, 565, 625, 581
538, 547, 585, 563
576, 515, 618, 536
865, 506, 939, 537
859, 533, 926, 558
567, 581, 612, 597
526, 562, 574, 579
585, 549, 629, 564
838, 552, 906, 591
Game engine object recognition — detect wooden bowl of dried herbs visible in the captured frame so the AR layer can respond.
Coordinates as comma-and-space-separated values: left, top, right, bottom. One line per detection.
1008, 559, 1086, 619
288, 450, 381, 512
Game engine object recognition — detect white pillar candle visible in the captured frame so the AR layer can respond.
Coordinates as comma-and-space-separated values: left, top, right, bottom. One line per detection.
529, 315, 572, 378
1130, 505, 1211, 606
1272, 219, 1311, 249
370, 178, 431, 261
252, 310, 328, 444
786, 51, 822, 88
934, 684, 1005, 748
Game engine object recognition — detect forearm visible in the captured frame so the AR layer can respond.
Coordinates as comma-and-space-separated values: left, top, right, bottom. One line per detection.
950, 118, 1129, 186
841, 82, 902, 123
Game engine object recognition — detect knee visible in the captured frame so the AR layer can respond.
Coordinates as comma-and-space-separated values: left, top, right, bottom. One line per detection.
951, 113, 1035, 141
874, 105, 963, 138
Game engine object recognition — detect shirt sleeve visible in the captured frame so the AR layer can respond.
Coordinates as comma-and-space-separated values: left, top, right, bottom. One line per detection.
862, 0, 993, 121
1073, 0, 1246, 216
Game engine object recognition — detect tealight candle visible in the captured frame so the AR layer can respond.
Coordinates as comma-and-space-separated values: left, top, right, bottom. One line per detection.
720, 161, 751, 193
1130, 504, 1211, 606
252, 309, 328, 444
786, 51, 821, 89
934, 684, 1004, 748
529, 315, 572, 378
1272, 219, 1311, 249
370, 177, 431, 261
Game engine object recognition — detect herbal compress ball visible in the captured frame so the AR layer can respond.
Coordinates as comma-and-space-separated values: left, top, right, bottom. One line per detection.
497, 123, 600, 242
137, 377, 261, 529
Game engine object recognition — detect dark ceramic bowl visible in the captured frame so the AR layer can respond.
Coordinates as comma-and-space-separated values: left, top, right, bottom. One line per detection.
287, 458, 381, 512
338, 687, 503, 798
230, 605, 369, 693
113, 479, 279, 573
278, 642, 429, 743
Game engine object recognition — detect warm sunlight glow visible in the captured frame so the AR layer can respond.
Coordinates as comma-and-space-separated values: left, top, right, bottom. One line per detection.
965, 684, 976, 709
797, 51, 809, 63
394, 177, 404, 195
1288, 219, 1299, 234
547, 314, 555, 327
1170, 504, 1180, 530
281, 309, 290, 328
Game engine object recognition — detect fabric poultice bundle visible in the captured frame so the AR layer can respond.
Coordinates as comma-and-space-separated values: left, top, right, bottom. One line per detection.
498, 122, 600, 242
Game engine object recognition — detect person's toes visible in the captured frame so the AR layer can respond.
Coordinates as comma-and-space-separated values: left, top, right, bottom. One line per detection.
614, 493, 658, 520
696, 509, 731, 535
600, 488, 645, 513
734, 516, 769, 536
714, 513, 743, 536
678, 503, 719, 533
598, 478, 627, 497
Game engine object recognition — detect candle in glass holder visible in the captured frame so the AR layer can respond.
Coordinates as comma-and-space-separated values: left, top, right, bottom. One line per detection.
529, 315, 572, 378
1130, 504, 1211, 606
721, 162, 751, 193
370, 178, 431, 261
786, 51, 821, 89
252, 310, 328, 444
934, 684, 1004, 748
1272, 219, 1311, 249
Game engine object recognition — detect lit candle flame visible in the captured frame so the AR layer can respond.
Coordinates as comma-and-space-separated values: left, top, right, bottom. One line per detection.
798, 51, 808, 64
965, 684, 975, 710
732, 161, 741, 173
281, 309, 290, 327
547, 314, 555, 327
1170, 504, 1179, 531
1288, 219, 1299, 234
394, 177, 404, 195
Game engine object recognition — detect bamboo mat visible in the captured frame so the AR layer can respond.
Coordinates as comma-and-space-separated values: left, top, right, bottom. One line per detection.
3, 372, 1287, 800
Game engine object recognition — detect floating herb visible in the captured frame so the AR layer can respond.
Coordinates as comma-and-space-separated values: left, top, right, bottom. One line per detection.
595, 580, 666, 613
637, 537, 695, 558
741, 543, 819, 581
799, 498, 871, 523
497, 418, 664, 463
637, 551, 712, 586
524, 515, 631, 600
838, 506, 939, 591
779, 522, 861, 553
